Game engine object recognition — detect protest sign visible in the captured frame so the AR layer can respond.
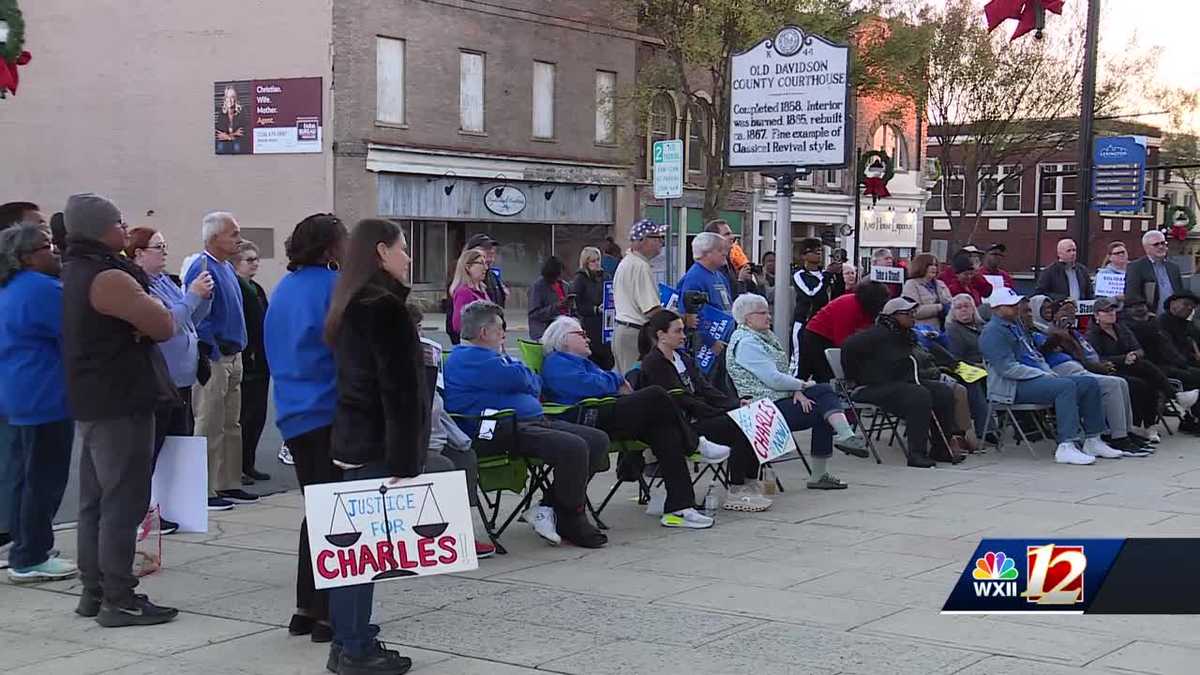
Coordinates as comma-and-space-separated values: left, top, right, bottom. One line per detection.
658, 283, 680, 312
1076, 299, 1095, 316
1094, 270, 1125, 298
305, 470, 477, 590
602, 281, 615, 343
983, 275, 1006, 292
695, 304, 735, 374
726, 399, 795, 463
868, 265, 904, 284
151, 436, 208, 533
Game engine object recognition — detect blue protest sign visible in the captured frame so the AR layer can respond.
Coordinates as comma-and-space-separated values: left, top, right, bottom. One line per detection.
658, 283, 679, 312
695, 305, 735, 374
602, 281, 615, 344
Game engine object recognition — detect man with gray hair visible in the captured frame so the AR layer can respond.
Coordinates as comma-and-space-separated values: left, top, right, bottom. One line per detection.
679, 231, 734, 363
443, 300, 610, 548
1125, 229, 1184, 313
184, 211, 254, 511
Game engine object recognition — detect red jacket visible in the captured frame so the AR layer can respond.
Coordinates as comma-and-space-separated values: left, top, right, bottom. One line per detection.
939, 267, 983, 306
804, 293, 874, 346
972, 267, 1014, 300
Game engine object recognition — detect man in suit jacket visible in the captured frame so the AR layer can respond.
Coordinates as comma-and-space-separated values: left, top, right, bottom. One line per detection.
1125, 229, 1184, 313
1035, 238, 1093, 301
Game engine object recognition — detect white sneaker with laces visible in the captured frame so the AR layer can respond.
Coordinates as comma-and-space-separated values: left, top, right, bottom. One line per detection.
527, 505, 561, 545
1083, 437, 1123, 459
1177, 389, 1199, 410
277, 445, 295, 466
697, 436, 731, 463
722, 485, 773, 512
1055, 442, 1097, 465
661, 508, 715, 529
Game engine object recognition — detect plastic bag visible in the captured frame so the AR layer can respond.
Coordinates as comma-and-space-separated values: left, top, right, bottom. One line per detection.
133, 506, 162, 577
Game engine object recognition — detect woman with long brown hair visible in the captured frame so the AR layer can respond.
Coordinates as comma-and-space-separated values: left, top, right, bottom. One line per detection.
321, 218, 428, 674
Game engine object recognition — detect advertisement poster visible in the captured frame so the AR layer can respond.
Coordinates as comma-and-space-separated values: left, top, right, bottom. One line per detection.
726, 399, 795, 463
214, 77, 323, 155
304, 471, 477, 590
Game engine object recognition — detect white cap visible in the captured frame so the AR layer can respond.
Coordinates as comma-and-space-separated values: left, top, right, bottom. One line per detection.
986, 287, 1024, 308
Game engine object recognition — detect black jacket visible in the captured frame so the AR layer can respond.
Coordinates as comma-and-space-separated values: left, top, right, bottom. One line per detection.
238, 277, 270, 380
484, 267, 507, 308
1034, 261, 1093, 301
1124, 256, 1184, 312
332, 276, 430, 478
638, 347, 738, 421
1159, 312, 1200, 367
840, 321, 918, 386
571, 269, 605, 346
792, 268, 835, 326
1087, 321, 1146, 366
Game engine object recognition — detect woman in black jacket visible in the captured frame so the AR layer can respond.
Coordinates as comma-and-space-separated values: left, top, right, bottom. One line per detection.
527, 256, 569, 340
637, 311, 772, 512
571, 246, 614, 370
321, 219, 429, 675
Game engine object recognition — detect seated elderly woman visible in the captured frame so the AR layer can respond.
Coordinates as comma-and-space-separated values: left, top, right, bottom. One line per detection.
727, 294, 869, 490
539, 316, 729, 530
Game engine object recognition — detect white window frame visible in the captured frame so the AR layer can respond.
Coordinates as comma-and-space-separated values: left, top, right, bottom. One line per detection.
531, 60, 556, 140
872, 124, 908, 171
824, 169, 841, 189
927, 167, 964, 214
594, 70, 616, 145
376, 37, 406, 126
686, 102, 708, 176
1037, 162, 1078, 213
459, 50, 486, 134
977, 164, 1021, 213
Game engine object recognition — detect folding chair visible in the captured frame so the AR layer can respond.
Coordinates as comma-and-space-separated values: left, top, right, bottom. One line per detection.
1155, 378, 1184, 436
824, 348, 893, 464
980, 401, 1053, 457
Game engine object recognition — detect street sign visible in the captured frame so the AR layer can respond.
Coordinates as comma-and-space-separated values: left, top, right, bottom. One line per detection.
1092, 136, 1146, 213
653, 139, 684, 199
727, 26, 851, 170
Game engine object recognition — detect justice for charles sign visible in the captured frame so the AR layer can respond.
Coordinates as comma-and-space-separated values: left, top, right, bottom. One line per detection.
304, 471, 478, 590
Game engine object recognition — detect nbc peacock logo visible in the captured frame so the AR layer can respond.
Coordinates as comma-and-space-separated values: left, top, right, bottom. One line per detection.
972, 551, 1019, 598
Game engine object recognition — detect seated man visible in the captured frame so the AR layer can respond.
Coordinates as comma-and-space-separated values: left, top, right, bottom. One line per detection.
979, 288, 1122, 465
1124, 295, 1200, 430
539, 316, 729, 529
444, 300, 609, 548
840, 296, 964, 468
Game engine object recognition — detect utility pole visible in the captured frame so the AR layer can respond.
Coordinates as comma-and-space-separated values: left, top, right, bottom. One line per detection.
1076, 0, 1101, 248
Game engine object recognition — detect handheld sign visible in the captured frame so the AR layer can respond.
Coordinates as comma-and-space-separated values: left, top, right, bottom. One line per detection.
1076, 300, 1096, 317
1094, 270, 1125, 298
726, 399, 795, 463
658, 283, 680, 312
868, 265, 905, 285
305, 471, 477, 590
695, 305, 735, 374
602, 281, 615, 344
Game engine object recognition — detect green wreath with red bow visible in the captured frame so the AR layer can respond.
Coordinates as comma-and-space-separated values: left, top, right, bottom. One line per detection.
1165, 205, 1197, 242
858, 150, 894, 202
0, 0, 30, 98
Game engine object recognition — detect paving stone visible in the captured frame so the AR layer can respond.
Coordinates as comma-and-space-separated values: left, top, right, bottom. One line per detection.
541, 638, 833, 675
0, 627, 96, 669
851, 532, 980, 560
176, 626, 452, 674
740, 545, 950, 579
410, 656, 548, 674
785, 569, 955, 610
379, 608, 604, 666
492, 560, 710, 600
204, 525, 303, 554
662, 581, 901, 630
4, 647, 146, 675
1093, 640, 1200, 674
182, 548, 299, 586
622, 550, 831, 589
207, 504, 307, 530
953, 655, 1125, 674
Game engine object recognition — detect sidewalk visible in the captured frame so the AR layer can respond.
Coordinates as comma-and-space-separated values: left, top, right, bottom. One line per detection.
7, 433, 1200, 674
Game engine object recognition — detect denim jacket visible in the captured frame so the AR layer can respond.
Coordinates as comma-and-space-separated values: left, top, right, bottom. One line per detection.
979, 316, 1052, 404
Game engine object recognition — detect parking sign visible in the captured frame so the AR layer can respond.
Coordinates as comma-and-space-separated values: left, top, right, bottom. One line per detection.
653, 140, 684, 199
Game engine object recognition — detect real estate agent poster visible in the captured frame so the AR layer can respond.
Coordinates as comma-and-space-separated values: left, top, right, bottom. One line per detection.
214, 77, 322, 155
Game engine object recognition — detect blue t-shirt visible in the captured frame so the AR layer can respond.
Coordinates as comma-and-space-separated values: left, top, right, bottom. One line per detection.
677, 262, 733, 312
0, 271, 69, 425
264, 267, 338, 441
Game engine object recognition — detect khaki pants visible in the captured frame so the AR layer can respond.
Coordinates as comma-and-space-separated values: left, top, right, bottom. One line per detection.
613, 323, 642, 375
193, 353, 243, 497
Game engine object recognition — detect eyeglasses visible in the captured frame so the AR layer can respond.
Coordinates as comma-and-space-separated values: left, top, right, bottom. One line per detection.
570, 330, 589, 338
243, 256, 260, 263
147, 244, 168, 253
1111, 250, 1127, 256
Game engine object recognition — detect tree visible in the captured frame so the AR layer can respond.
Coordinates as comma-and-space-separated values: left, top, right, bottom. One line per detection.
1160, 132, 1200, 210
629, 0, 929, 221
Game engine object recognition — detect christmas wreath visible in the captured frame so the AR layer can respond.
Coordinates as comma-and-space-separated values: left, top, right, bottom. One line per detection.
1165, 205, 1197, 242
0, 0, 25, 62
858, 150, 894, 201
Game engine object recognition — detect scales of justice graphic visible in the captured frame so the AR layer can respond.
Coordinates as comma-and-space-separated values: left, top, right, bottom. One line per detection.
323, 481, 448, 580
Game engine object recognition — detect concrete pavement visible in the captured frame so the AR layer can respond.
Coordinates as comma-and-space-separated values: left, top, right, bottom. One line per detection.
9, 427, 1200, 674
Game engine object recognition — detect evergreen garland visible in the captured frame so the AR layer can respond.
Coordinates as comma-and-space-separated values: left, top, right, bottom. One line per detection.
0, 0, 24, 63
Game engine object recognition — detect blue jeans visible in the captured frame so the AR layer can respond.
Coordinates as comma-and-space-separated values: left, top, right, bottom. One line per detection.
328, 461, 388, 658
8, 420, 74, 569
773, 383, 841, 458
1013, 375, 1103, 443
966, 381, 988, 437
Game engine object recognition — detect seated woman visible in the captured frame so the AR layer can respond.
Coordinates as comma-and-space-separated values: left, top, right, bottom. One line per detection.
797, 281, 891, 382
539, 316, 729, 530
1028, 296, 1151, 453
727, 294, 869, 490
637, 310, 773, 512
902, 253, 953, 330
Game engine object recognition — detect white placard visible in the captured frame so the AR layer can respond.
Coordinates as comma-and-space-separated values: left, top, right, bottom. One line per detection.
983, 275, 1006, 291
304, 471, 477, 590
1094, 270, 1126, 298
868, 265, 905, 285
653, 140, 684, 199
726, 399, 795, 464
150, 436, 209, 533
728, 26, 850, 169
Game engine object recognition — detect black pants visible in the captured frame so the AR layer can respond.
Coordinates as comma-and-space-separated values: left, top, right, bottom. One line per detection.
691, 414, 758, 486
595, 387, 696, 513
289, 425, 342, 622
152, 387, 194, 469
854, 380, 956, 458
1113, 371, 1158, 427
797, 330, 836, 383
588, 343, 616, 372
513, 419, 609, 511
240, 377, 270, 474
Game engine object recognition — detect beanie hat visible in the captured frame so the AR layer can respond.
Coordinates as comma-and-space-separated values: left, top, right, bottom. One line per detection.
951, 255, 973, 274
64, 193, 122, 241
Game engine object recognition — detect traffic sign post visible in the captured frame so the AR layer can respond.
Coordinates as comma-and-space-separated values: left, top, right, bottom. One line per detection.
1092, 136, 1147, 214
653, 139, 684, 284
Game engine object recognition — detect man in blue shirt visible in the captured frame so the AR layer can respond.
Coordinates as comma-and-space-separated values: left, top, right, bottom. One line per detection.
679, 231, 733, 312
185, 212, 254, 510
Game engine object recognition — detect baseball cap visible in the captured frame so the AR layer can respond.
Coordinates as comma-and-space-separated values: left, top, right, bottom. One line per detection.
629, 219, 667, 241
465, 233, 500, 249
960, 244, 983, 254
986, 287, 1024, 308
1093, 297, 1122, 313
880, 296, 919, 315
986, 243, 1007, 253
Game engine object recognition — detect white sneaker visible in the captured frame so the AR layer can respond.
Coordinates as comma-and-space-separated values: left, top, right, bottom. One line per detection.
277, 445, 295, 466
697, 436, 731, 463
527, 505, 561, 546
644, 491, 665, 516
1083, 437, 1123, 459
1055, 442, 1097, 465
661, 508, 714, 529
722, 485, 773, 512
1177, 389, 1199, 410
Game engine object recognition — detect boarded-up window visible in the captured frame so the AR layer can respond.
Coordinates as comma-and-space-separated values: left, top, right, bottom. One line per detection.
532, 61, 555, 139
460, 51, 485, 133
595, 70, 616, 144
376, 37, 405, 125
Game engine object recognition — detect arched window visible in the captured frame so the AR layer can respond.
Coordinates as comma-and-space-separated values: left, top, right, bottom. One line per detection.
872, 124, 907, 169
645, 93, 677, 179
687, 102, 708, 175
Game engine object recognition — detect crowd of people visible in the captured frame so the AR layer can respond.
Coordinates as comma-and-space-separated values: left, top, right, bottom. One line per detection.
3, 189, 1200, 675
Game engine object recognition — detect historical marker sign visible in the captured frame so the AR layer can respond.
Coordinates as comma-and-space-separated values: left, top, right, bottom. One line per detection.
727, 26, 851, 170
653, 139, 684, 199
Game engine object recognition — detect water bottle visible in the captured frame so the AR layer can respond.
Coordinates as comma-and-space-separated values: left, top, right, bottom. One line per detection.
702, 481, 719, 517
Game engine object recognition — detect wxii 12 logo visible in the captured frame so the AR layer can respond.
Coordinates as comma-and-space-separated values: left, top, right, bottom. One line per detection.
1023, 544, 1086, 605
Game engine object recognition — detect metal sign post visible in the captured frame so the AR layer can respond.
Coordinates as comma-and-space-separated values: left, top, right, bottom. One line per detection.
653, 139, 684, 283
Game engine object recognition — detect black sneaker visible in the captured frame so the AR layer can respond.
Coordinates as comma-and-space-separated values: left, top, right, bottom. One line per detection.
96, 594, 179, 627
217, 489, 259, 503
76, 589, 102, 617
245, 468, 271, 481
907, 454, 936, 468
312, 621, 333, 643
337, 643, 411, 675
208, 497, 234, 511
555, 510, 607, 549
159, 517, 180, 535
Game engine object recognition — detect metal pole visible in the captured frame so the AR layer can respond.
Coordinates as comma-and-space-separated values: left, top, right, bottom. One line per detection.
772, 170, 796, 346
852, 146, 862, 269
1076, 0, 1101, 249
1035, 165, 1045, 278
664, 198, 672, 284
